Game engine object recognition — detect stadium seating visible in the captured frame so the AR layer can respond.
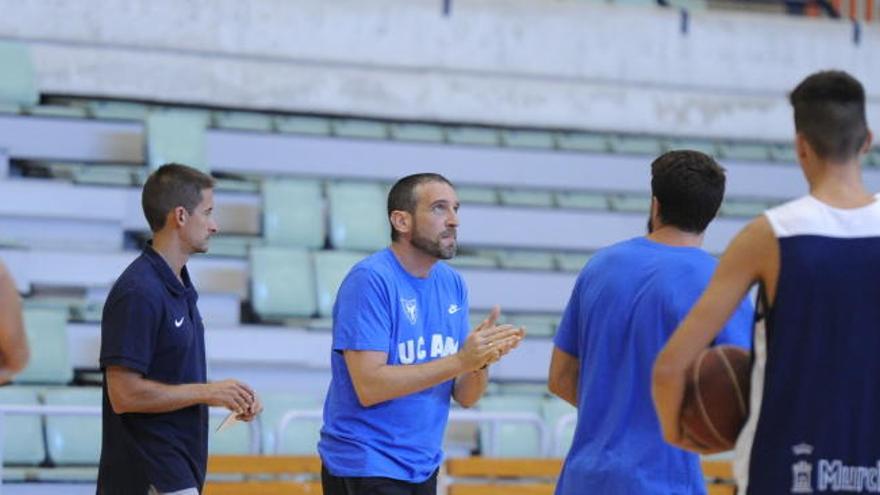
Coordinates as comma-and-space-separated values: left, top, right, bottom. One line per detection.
15, 308, 74, 385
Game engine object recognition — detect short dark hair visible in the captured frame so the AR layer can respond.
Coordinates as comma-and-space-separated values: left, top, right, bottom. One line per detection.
790, 70, 868, 162
651, 150, 725, 234
387, 173, 454, 241
142, 163, 215, 232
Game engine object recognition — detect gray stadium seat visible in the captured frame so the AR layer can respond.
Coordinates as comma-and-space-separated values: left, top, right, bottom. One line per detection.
389, 123, 446, 143
501, 130, 556, 149
332, 119, 388, 140
274, 115, 332, 135
0, 41, 38, 107
262, 179, 325, 248
313, 250, 366, 317
146, 111, 208, 172
212, 110, 274, 132
249, 246, 316, 319
15, 308, 73, 385
327, 181, 389, 251
498, 189, 556, 208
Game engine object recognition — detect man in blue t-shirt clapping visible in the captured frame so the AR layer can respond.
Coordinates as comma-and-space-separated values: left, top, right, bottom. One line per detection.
319, 173, 526, 495
549, 151, 753, 495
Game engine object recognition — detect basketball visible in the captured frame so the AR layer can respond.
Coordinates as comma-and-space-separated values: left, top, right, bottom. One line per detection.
680, 345, 751, 453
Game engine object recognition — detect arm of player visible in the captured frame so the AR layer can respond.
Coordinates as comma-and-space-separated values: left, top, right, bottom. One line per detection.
0, 262, 29, 385
106, 365, 260, 416
453, 308, 526, 408
548, 347, 579, 407
345, 318, 523, 408
653, 217, 776, 448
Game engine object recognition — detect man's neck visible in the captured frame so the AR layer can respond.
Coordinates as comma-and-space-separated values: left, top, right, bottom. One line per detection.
807, 158, 874, 208
646, 225, 704, 248
389, 241, 437, 279
151, 233, 190, 282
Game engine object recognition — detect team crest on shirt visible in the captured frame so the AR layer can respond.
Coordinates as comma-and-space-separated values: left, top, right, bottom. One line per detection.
400, 298, 418, 324
791, 443, 814, 493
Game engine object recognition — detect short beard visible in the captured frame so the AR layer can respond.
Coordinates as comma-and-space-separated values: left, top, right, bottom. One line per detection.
411, 231, 457, 260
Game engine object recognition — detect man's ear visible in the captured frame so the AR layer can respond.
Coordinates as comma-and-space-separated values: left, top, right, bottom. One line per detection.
860, 129, 874, 155
169, 206, 188, 228
795, 133, 812, 163
390, 210, 411, 237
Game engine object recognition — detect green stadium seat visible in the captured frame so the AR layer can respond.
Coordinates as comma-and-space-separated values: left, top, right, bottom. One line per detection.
477, 395, 544, 457
455, 186, 499, 205
260, 392, 323, 455
72, 165, 138, 187
313, 250, 366, 317
497, 251, 556, 271
275, 115, 332, 135
250, 246, 316, 319
0, 102, 20, 114
555, 191, 608, 210
42, 387, 102, 465
501, 130, 556, 149
208, 410, 253, 455
506, 314, 558, 337
87, 100, 150, 121
446, 253, 498, 270
327, 181, 389, 251
447, 126, 500, 146
719, 200, 769, 218
668, 138, 718, 156
0, 41, 38, 106
15, 308, 73, 385
769, 143, 798, 163
555, 252, 592, 272
609, 135, 664, 156
556, 132, 610, 153
145, 111, 208, 172
262, 179, 325, 249
542, 397, 577, 457
332, 119, 388, 140
27, 105, 89, 118
0, 387, 45, 465
389, 123, 446, 143
498, 189, 556, 208
497, 382, 548, 396
608, 193, 651, 213
717, 142, 771, 162
212, 111, 274, 132
207, 235, 262, 258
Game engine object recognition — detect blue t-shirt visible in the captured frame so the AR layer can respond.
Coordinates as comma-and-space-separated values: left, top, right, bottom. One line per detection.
319, 248, 469, 483
554, 237, 753, 495
98, 246, 208, 494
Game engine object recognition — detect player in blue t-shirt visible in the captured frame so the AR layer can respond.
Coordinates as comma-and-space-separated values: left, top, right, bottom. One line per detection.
319, 173, 525, 495
98, 164, 263, 495
549, 151, 753, 494
655, 71, 880, 494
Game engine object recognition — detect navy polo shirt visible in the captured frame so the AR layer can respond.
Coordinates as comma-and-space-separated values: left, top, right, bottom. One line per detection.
97, 246, 208, 494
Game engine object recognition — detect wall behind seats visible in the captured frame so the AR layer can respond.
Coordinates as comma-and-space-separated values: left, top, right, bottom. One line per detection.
0, 0, 877, 140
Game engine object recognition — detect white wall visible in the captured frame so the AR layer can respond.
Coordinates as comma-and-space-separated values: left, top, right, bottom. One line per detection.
0, 0, 878, 140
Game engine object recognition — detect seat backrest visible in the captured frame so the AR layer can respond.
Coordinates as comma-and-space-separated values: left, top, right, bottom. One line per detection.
477, 395, 544, 457
541, 397, 577, 457
42, 387, 102, 465
145, 111, 208, 172
15, 307, 73, 385
262, 179, 325, 249
313, 250, 367, 317
0, 41, 38, 106
0, 386, 45, 465
327, 181, 388, 251
208, 410, 253, 456
260, 392, 323, 455
249, 246, 316, 319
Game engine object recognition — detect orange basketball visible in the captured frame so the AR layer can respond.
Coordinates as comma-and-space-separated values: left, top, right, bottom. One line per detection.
680, 345, 751, 453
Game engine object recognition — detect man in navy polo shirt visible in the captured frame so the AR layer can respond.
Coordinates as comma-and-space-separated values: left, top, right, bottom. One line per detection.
319, 173, 526, 495
98, 163, 262, 495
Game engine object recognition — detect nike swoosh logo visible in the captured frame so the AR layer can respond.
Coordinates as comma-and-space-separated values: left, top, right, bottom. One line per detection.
448, 305, 462, 314
174, 317, 185, 328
